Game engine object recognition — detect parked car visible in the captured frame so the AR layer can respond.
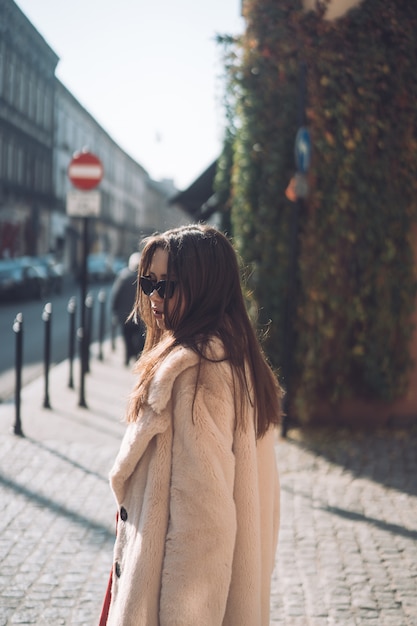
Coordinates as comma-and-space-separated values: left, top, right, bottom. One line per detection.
18, 258, 50, 300
86, 253, 115, 283
0, 259, 23, 301
0, 258, 48, 302
33, 255, 64, 294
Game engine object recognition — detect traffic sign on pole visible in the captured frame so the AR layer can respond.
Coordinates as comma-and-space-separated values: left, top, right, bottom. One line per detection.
294, 126, 311, 174
67, 150, 103, 409
66, 190, 101, 217
68, 151, 104, 190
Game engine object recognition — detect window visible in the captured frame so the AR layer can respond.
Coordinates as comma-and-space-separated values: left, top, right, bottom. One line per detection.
7, 141, 15, 181
16, 146, 24, 184
4, 51, 12, 102
13, 59, 21, 108
34, 155, 42, 191
28, 73, 36, 120
0, 132, 3, 177
36, 84, 43, 126
18, 67, 25, 112
0, 46, 3, 95
43, 89, 52, 130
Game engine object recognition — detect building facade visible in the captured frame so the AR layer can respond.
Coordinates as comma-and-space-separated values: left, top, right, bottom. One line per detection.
0, 0, 58, 258
0, 0, 189, 273
54, 80, 151, 273
54, 81, 190, 273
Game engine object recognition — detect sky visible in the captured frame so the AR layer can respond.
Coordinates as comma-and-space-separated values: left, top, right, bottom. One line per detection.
15, 0, 244, 190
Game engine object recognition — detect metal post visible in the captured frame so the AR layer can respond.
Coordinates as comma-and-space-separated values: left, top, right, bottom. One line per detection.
42, 303, 52, 409
67, 296, 77, 389
78, 217, 89, 408
77, 327, 87, 407
98, 289, 106, 361
85, 292, 93, 373
13, 313, 24, 437
111, 313, 116, 351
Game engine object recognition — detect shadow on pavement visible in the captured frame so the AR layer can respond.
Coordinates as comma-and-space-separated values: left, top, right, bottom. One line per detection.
26, 437, 109, 483
321, 503, 417, 540
0, 470, 114, 544
285, 424, 417, 497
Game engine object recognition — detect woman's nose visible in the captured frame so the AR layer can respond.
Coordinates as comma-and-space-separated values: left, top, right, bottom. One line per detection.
149, 289, 163, 302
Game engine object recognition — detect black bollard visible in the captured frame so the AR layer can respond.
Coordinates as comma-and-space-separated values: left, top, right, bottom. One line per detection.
85, 292, 93, 373
78, 218, 89, 408
77, 326, 87, 408
111, 313, 116, 351
42, 302, 52, 409
67, 296, 77, 389
13, 312, 24, 437
98, 289, 106, 361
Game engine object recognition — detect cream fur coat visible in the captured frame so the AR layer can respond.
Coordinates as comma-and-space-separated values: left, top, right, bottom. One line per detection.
107, 340, 280, 626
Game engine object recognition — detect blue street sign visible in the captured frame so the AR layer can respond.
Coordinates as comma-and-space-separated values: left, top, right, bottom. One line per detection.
295, 126, 311, 174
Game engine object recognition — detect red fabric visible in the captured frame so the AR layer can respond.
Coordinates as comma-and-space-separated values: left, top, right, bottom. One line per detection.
98, 568, 113, 626
99, 513, 118, 625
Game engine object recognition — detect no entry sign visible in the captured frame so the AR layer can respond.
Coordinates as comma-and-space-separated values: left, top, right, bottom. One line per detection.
68, 151, 104, 190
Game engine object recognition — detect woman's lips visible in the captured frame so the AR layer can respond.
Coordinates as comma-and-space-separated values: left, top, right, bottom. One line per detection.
152, 307, 163, 319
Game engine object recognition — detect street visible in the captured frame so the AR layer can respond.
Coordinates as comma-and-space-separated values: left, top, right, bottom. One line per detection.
0, 279, 114, 402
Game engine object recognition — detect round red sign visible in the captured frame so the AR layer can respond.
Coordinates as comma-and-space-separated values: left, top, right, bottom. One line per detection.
68, 151, 104, 191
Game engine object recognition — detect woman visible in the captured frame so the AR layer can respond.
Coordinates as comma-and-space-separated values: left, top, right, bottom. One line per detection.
100, 224, 282, 626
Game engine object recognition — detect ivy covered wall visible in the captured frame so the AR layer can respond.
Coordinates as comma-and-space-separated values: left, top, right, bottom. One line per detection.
216, 0, 417, 422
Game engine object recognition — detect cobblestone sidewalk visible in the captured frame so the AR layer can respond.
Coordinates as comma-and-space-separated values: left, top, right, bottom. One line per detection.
0, 344, 128, 626
0, 346, 416, 625
271, 427, 417, 626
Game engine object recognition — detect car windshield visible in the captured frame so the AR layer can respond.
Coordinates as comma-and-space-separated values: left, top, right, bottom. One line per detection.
0, 263, 22, 279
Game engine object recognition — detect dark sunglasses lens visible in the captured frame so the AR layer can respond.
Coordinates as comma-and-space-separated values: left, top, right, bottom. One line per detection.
140, 277, 176, 298
156, 282, 166, 298
140, 276, 153, 296
155, 281, 176, 298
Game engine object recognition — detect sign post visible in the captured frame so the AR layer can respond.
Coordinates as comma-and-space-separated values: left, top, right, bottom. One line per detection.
67, 150, 104, 408
294, 126, 311, 175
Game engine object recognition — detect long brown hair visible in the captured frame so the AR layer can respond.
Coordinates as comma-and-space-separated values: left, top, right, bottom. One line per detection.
127, 224, 283, 437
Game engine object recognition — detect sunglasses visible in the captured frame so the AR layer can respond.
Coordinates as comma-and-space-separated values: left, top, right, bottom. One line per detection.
140, 275, 177, 299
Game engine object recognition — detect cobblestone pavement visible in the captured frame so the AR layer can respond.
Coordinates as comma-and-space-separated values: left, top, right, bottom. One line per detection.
0, 344, 128, 626
0, 345, 416, 625
271, 427, 417, 626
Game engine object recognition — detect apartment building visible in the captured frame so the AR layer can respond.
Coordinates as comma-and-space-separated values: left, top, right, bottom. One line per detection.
0, 0, 58, 258
0, 0, 189, 270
